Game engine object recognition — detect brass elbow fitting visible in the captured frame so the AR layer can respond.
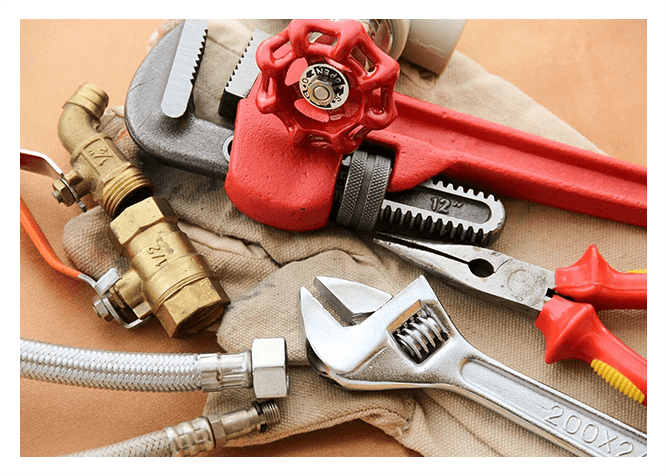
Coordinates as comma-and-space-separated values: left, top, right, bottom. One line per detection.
106, 197, 230, 338
55, 82, 153, 217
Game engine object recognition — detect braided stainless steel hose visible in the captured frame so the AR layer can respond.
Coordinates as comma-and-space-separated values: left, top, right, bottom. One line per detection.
21, 338, 203, 391
64, 400, 281, 457
20, 337, 288, 398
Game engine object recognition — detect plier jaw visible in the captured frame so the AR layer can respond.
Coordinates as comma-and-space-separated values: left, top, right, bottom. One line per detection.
373, 233, 555, 318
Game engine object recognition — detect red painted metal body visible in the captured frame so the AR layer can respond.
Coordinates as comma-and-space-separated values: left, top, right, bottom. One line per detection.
255, 19, 400, 155
226, 85, 647, 232
227, 85, 343, 232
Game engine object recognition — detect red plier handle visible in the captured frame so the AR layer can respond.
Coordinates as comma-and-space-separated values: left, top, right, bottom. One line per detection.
536, 245, 647, 405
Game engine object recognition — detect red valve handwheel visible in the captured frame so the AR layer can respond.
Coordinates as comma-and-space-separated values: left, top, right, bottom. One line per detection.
255, 19, 400, 154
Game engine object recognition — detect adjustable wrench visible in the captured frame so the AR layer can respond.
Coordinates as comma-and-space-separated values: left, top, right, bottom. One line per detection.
299, 275, 647, 457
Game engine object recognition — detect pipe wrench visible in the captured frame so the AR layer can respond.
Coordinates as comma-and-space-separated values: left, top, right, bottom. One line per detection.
125, 20, 645, 237
229, 21, 646, 230
125, 20, 506, 245
299, 275, 647, 457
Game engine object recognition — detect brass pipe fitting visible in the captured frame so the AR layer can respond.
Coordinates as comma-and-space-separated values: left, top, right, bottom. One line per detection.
106, 196, 230, 338
56, 82, 153, 217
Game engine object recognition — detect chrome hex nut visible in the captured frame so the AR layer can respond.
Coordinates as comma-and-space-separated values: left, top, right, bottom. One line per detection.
251, 338, 289, 398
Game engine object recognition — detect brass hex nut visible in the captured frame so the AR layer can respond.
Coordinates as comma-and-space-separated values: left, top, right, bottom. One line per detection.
52, 179, 75, 206
109, 196, 177, 252
158, 277, 228, 338
251, 338, 289, 398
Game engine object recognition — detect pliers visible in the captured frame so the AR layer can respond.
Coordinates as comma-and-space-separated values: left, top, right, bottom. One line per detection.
374, 234, 648, 405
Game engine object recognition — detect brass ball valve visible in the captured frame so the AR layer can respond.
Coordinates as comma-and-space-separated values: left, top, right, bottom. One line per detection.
53, 82, 229, 337
105, 197, 228, 337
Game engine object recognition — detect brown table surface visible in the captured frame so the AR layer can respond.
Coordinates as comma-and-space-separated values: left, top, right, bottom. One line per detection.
20, 20, 646, 458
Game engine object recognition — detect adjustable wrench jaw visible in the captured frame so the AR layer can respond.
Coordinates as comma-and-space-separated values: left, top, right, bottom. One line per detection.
299, 276, 473, 391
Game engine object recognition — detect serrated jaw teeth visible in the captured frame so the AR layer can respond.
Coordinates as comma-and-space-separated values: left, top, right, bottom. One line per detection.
377, 179, 506, 246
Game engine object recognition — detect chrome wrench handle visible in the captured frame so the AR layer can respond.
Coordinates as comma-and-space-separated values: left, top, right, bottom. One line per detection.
301, 276, 646, 457
448, 346, 647, 457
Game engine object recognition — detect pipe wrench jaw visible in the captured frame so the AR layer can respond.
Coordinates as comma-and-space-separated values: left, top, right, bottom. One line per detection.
125, 20, 235, 178
299, 276, 463, 390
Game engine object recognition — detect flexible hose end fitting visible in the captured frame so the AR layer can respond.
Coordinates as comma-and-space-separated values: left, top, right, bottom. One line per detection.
207, 400, 281, 447
56, 83, 154, 217
64, 400, 281, 457
160, 401, 281, 456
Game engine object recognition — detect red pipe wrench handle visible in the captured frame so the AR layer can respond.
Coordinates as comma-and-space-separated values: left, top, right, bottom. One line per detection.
555, 245, 647, 310
536, 296, 647, 406
370, 92, 647, 227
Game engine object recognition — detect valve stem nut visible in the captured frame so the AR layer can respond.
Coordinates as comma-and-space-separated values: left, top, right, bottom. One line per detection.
299, 63, 350, 110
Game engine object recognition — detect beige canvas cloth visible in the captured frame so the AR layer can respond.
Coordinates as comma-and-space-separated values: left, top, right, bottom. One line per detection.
61, 20, 646, 456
